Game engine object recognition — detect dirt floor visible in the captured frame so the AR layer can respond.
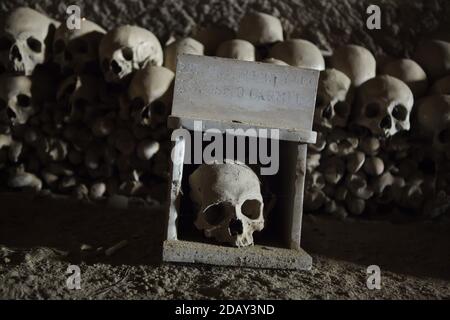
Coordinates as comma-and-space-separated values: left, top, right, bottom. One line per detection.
0, 193, 449, 299
1, 0, 450, 300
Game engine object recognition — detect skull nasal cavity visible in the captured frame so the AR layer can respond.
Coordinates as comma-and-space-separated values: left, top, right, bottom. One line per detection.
111, 60, 122, 74
229, 219, 244, 236
10, 45, 22, 61
140, 106, 150, 119
380, 115, 392, 129
7, 108, 16, 119
322, 104, 333, 119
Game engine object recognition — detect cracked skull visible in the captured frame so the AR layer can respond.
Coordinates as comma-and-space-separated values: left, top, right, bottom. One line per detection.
353, 75, 414, 137
314, 68, 353, 130
99, 25, 163, 83
189, 162, 264, 247
0, 7, 59, 76
53, 18, 106, 75
0, 74, 36, 125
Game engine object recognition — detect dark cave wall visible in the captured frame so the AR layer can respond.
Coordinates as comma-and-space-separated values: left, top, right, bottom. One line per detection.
1, 0, 450, 58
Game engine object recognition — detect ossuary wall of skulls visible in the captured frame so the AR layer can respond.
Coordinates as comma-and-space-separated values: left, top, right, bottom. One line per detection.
0, 4, 449, 218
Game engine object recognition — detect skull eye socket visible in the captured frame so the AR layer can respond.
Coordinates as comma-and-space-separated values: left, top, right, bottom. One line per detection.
438, 128, 450, 144
130, 97, 146, 110
151, 101, 166, 116
241, 199, 261, 220
122, 47, 133, 61
0, 99, 7, 111
203, 203, 230, 226
229, 219, 243, 236
365, 103, 380, 118
0, 37, 12, 51
73, 39, 88, 54
27, 37, 42, 53
322, 104, 333, 119
334, 102, 348, 117
54, 39, 65, 54
380, 115, 392, 129
17, 94, 31, 108
102, 59, 110, 71
392, 104, 408, 121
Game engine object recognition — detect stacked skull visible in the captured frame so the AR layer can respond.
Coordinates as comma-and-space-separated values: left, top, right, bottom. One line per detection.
305, 39, 450, 218
0, 6, 449, 248
0, 7, 171, 205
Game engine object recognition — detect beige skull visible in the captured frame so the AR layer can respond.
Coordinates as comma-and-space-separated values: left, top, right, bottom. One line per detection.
189, 162, 264, 247
329, 44, 376, 87
56, 74, 100, 122
353, 75, 414, 137
0, 74, 36, 125
415, 95, 450, 152
0, 7, 59, 76
262, 57, 288, 65
381, 59, 428, 98
216, 39, 255, 61
237, 12, 283, 46
314, 68, 353, 130
414, 40, 450, 80
127, 65, 174, 126
164, 37, 204, 72
99, 25, 163, 83
431, 75, 450, 95
268, 39, 325, 70
53, 18, 106, 75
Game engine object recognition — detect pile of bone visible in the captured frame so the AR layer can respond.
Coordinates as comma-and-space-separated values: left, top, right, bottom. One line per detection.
0, 7, 174, 204
305, 42, 450, 218
0, 7, 449, 217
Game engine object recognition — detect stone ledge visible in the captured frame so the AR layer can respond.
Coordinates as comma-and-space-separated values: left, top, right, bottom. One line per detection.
163, 239, 312, 270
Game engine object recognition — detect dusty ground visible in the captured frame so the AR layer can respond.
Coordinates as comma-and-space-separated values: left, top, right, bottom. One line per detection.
0, 193, 449, 299
1, 0, 450, 300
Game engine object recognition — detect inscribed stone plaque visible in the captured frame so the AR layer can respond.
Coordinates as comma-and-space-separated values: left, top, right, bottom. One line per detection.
171, 54, 319, 131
